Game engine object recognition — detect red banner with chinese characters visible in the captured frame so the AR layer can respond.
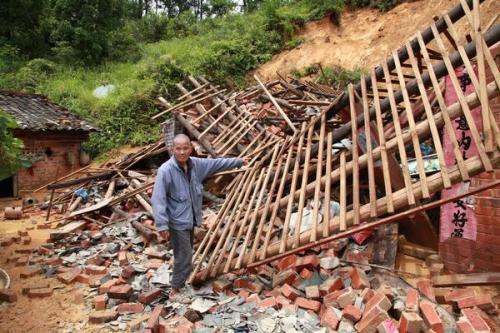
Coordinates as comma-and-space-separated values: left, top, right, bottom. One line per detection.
440, 66, 481, 242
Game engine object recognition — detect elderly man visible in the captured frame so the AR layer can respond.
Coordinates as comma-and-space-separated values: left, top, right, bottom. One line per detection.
152, 134, 245, 297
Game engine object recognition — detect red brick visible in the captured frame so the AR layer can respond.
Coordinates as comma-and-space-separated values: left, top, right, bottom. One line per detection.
246, 293, 260, 304
399, 311, 424, 333
457, 320, 475, 333
320, 306, 340, 329
139, 288, 162, 304
76, 273, 91, 285
108, 284, 133, 299
89, 310, 118, 324
22, 236, 31, 245
295, 254, 319, 270
19, 265, 42, 278
461, 308, 492, 332
27, 287, 53, 298
281, 284, 301, 302
457, 294, 495, 311
258, 296, 277, 310
337, 287, 356, 308
355, 305, 390, 333
299, 268, 313, 280
295, 297, 321, 312
444, 288, 475, 303
361, 288, 375, 303
365, 292, 391, 313
275, 254, 298, 271
57, 267, 82, 284
350, 267, 370, 289
416, 279, 435, 302
305, 285, 320, 299
118, 251, 128, 266
406, 289, 419, 312
146, 305, 166, 331
272, 269, 297, 288
121, 265, 136, 279
419, 301, 443, 333
237, 289, 250, 300
117, 302, 144, 314
98, 278, 118, 294
275, 295, 290, 308
95, 294, 108, 310
342, 304, 362, 322
0, 290, 17, 303
319, 276, 343, 295
212, 278, 231, 293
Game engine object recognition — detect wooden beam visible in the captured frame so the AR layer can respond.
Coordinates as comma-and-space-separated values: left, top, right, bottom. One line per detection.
432, 272, 500, 287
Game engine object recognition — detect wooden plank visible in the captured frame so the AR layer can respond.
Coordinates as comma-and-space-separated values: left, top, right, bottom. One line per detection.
199, 104, 236, 138
339, 150, 347, 231
473, 0, 493, 152
310, 114, 326, 242
432, 272, 500, 287
348, 84, 361, 223
323, 131, 333, 238
220, 121, 258, 155
371, 69, 394, 213
405, 41, 448, 188
382, 61, 416, 205
293, 125, 315, 247
213, 113, 252, 146
360, 76, 377, 216
254, 74, 297, 132
392, 50, 430, 198
430, 23, 492, 172
261, 142, 295, 259
50, 221, 88, 240
415, 32, 470, 181
45, 189, 55, 222
280, 123, 307, 253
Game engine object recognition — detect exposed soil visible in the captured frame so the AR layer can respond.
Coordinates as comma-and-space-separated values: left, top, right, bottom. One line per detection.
255, 0, 500, 80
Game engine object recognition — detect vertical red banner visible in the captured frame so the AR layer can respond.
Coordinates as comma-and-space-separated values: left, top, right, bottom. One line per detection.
439, 66, 482, 242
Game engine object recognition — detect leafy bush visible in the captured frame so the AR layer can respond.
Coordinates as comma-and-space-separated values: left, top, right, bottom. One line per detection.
14, 58, 57, 91
318, 65, 364, 89
0, 111, 28, 180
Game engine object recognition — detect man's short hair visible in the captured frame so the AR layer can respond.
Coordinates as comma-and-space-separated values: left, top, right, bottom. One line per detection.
172, 134, 191, 146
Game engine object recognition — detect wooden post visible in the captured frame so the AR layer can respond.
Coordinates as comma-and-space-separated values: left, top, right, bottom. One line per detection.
45, 189, 55, 221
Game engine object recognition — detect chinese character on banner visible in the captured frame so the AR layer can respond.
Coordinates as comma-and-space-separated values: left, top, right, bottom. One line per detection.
440, 66, 481, 242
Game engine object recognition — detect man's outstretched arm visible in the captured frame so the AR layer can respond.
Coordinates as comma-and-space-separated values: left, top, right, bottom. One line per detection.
196, 157, 244, 180
151, 167, 170, 232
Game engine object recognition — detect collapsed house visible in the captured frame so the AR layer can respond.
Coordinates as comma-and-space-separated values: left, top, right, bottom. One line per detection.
0, 0, 499, 332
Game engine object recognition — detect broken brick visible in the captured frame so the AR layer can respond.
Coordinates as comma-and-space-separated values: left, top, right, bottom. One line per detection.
258, 296, 276, 310
461, 308, 492, 333
57, 267, 82, 284
108, 284, 133, 299
337, 287, 356, 308
360, 288, 375, 303
320, 306, 340, 330
95, 294, 108, 310
457, 294, 495, 312
295, 297, 321, 312
444, 288, 475, 303
419, 301, 443, 333
139, 288, 162, 304
399, 311, 424, 333
350, 267, 370, 289
299, 268, 313, 280
295, 254, 319, 271
319, 276, 343, 296
146, 305, 166, 331
19, 265, 42, 278
365, 292, 391, 313
274, 254, 298, 271
121, 265, 136, 279
281, 283, 301, 301
246, 293, 261, 304
89, 310, 118, 324
405, 289, 419, 312
416, 279, 435, 302
342, 304, 362, 322
212, 278, 231, 293
117, 302, 145, 314
118, 251, 128, 266
27, 287, 53, 298
355, 305, 390, 333
272, 269, 298, 288
76, 273, 91, 285
98, 278, 119, 294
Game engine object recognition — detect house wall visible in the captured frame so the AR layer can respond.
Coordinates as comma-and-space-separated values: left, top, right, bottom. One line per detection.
438, 42, 500, 273
14, 131, 88, 195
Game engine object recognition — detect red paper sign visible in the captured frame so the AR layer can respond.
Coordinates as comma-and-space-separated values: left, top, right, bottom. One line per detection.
439, 66, 481, 242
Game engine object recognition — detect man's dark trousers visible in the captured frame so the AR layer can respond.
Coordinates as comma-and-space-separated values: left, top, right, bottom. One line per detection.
170, 228, 194, 289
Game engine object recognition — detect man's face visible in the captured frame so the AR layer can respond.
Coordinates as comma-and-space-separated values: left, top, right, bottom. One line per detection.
172, 140, 192, 164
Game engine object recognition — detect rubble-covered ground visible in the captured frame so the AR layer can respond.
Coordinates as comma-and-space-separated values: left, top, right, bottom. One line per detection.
1, 203, 499, 332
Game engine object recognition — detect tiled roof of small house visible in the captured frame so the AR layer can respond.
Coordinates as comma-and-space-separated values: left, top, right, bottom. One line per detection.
0, 90, 97, 132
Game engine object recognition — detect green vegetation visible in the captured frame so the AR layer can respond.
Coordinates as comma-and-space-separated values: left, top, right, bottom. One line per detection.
0, 111, 29, 180
317, 65, 365, 89
0, 0, 395, 159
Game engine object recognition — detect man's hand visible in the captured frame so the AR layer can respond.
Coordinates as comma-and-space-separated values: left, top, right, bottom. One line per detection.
242, 157, 250, 166
159, 230, 170, 242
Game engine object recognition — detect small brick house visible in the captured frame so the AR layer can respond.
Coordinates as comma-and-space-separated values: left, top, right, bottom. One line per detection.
0, 90, 96, 197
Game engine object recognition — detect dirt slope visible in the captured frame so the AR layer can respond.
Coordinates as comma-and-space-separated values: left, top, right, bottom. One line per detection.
255, 0, 499, 80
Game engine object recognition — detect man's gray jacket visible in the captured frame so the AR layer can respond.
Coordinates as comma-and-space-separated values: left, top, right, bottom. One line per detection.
151, 156, 243, 232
